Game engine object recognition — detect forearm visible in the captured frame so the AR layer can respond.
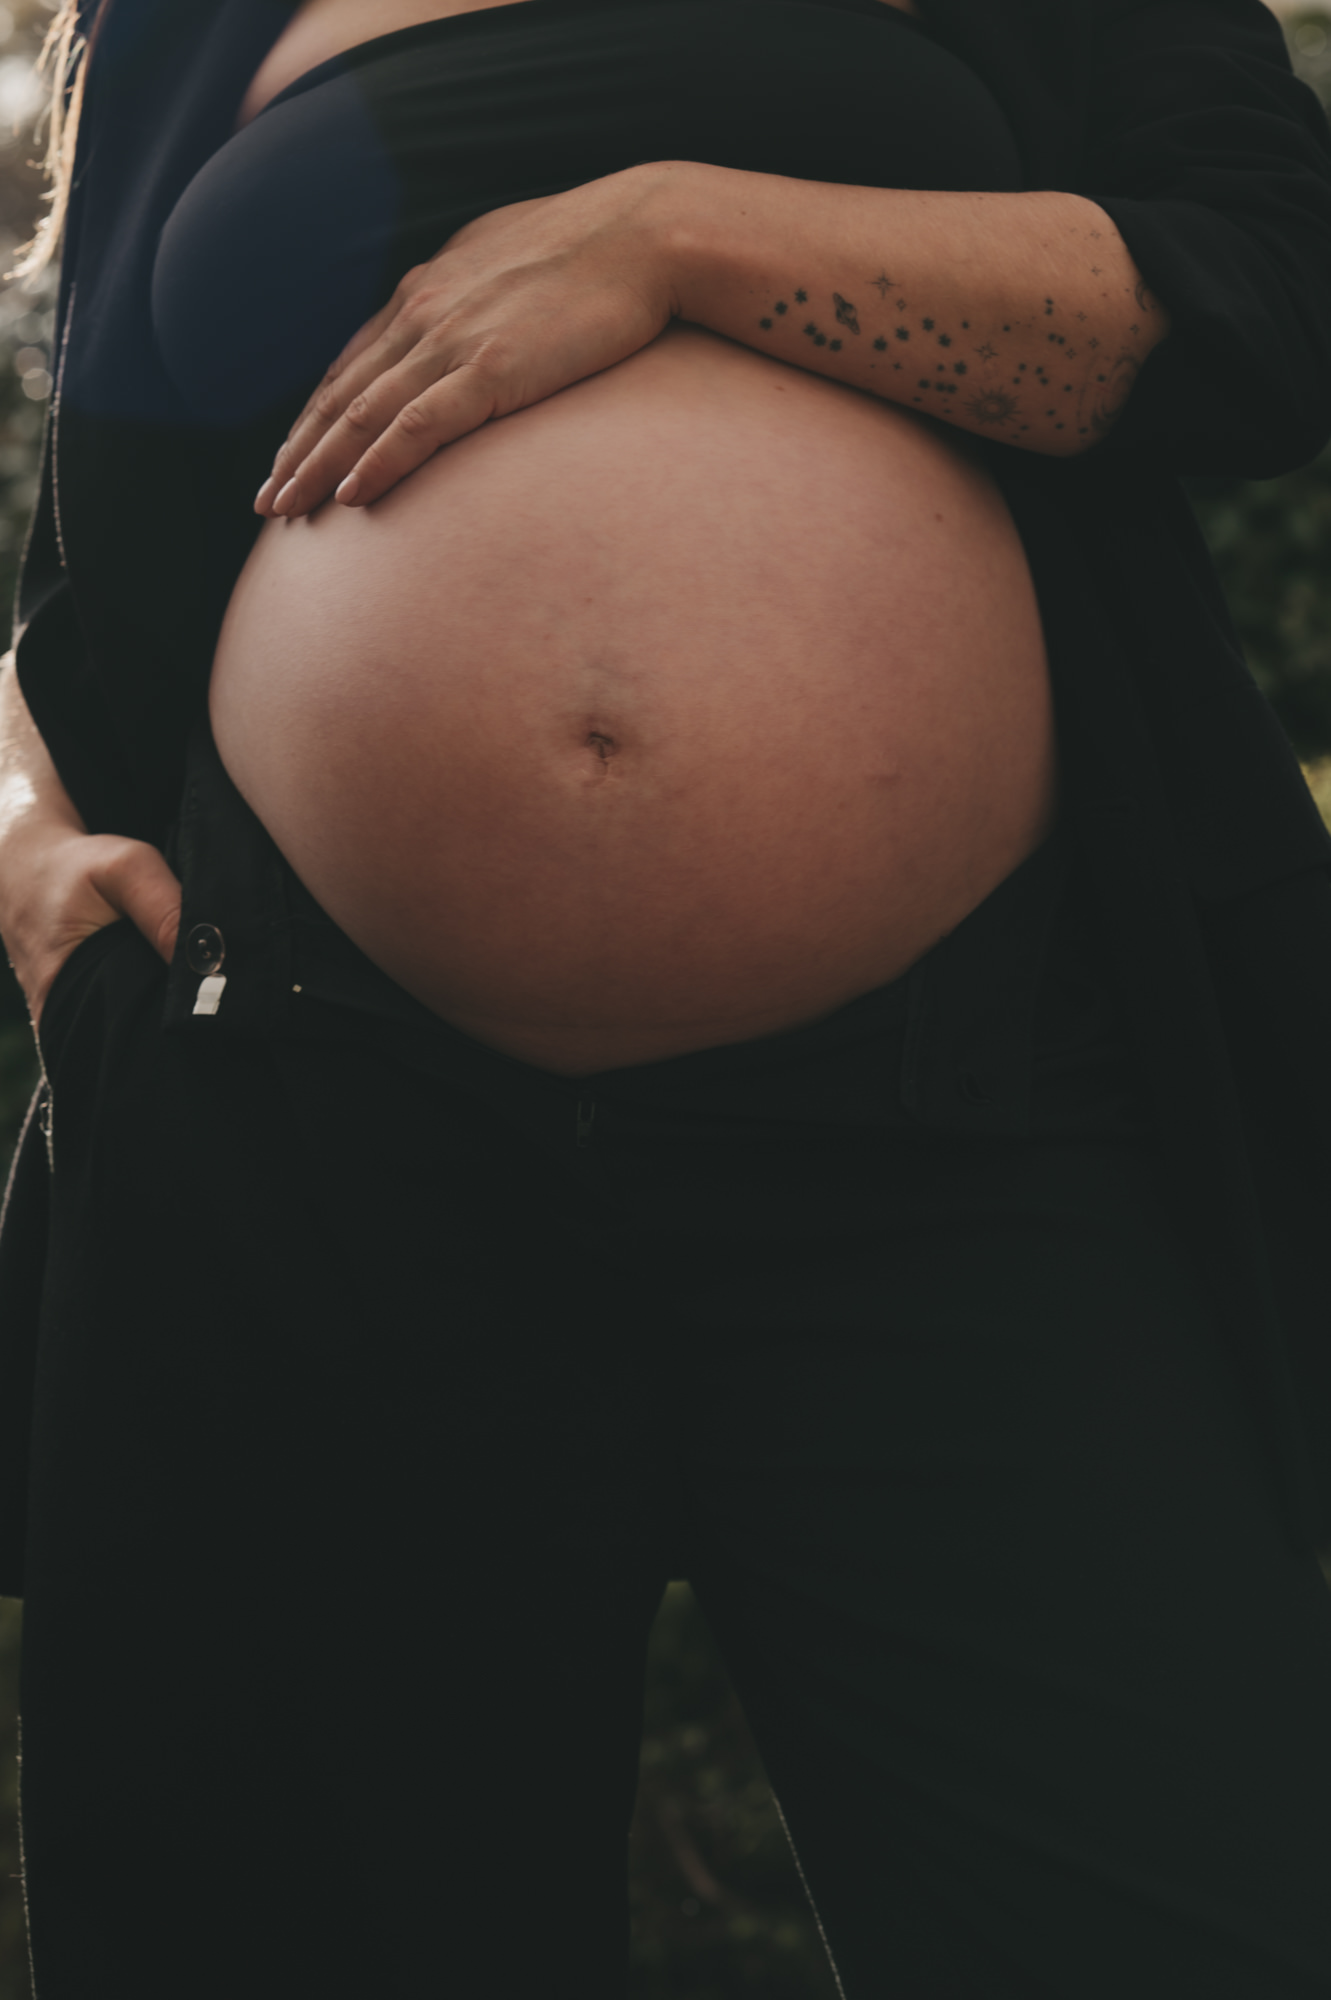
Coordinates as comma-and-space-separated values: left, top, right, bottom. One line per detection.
0, 650, 84, 851
652, 162, 1172, 458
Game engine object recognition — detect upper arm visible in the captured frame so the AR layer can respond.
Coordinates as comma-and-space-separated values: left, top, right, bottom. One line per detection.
1076, 0, 1331, 476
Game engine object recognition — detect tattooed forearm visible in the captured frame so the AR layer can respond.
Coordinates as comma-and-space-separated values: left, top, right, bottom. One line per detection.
668, 180, 1172, 458
1085, 351, 1142, 437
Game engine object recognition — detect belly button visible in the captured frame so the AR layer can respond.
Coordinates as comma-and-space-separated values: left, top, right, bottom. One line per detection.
586, 731, 616, 762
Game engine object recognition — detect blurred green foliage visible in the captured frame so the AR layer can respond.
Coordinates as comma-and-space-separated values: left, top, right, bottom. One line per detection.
630, 1584, 841, 1998
1178, 6, 1331, 756
0, 5, 1329, 1995
1185, 448, 1331, 760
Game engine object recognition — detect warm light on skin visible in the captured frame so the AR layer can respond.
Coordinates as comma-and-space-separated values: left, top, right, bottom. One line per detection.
0, 653, 71, 846
0, 653, 181, 1022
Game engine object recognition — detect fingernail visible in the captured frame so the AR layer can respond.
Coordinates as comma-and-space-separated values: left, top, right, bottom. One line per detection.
254, 476, 277, 513
335, 473, 360, 505
272, 480, 298, 516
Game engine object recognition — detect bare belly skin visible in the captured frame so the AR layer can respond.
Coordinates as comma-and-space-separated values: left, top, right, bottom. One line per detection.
210, 322, 1057, 1073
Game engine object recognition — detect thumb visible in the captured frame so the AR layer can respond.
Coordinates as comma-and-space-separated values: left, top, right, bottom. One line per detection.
93, 840, 183, 965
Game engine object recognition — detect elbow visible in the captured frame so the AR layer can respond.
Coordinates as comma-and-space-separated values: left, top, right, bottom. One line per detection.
1254, 384, 1331, 477
1185, 378, 1331, 478
1066, 326, 1331, 476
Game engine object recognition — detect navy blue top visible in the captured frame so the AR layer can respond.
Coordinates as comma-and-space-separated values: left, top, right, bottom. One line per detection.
152, 0, 1022, 423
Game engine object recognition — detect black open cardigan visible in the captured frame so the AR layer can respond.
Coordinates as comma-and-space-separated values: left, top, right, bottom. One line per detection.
2, 0, 1331, 1596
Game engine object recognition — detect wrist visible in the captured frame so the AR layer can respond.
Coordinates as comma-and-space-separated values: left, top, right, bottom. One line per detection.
626, 159, 741, 323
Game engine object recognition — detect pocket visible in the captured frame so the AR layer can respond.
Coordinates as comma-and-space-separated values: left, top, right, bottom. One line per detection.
36, 921, 130, 1078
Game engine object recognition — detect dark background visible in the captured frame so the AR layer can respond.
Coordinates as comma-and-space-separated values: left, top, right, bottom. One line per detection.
0, 2, 1329, 1989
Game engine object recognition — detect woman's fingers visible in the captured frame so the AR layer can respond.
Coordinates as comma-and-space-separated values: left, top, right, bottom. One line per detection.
91, 839, 182, 964
255, 310, 420, 515
331, 362, 505, 506
20, 834, 182, 1028
266, 340, 501, 517
251, 174, 676, 514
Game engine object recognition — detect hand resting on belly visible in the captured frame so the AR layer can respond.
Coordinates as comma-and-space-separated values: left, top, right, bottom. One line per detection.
212, 323, 1057, 1072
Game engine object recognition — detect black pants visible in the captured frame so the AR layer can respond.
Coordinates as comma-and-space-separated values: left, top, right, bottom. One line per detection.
18, 851, 1331, 1997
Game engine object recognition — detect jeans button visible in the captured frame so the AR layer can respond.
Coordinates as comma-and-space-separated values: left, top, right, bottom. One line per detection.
185, 923, 226, 975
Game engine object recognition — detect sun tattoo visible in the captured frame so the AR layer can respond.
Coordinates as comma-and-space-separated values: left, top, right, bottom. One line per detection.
965, 388, 1021, 427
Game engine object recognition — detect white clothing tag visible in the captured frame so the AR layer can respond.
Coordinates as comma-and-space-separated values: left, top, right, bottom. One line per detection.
192, 973, 228, 1017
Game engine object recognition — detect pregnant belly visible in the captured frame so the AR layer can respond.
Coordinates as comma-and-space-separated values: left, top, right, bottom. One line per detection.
210, 323, 1056, 1073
